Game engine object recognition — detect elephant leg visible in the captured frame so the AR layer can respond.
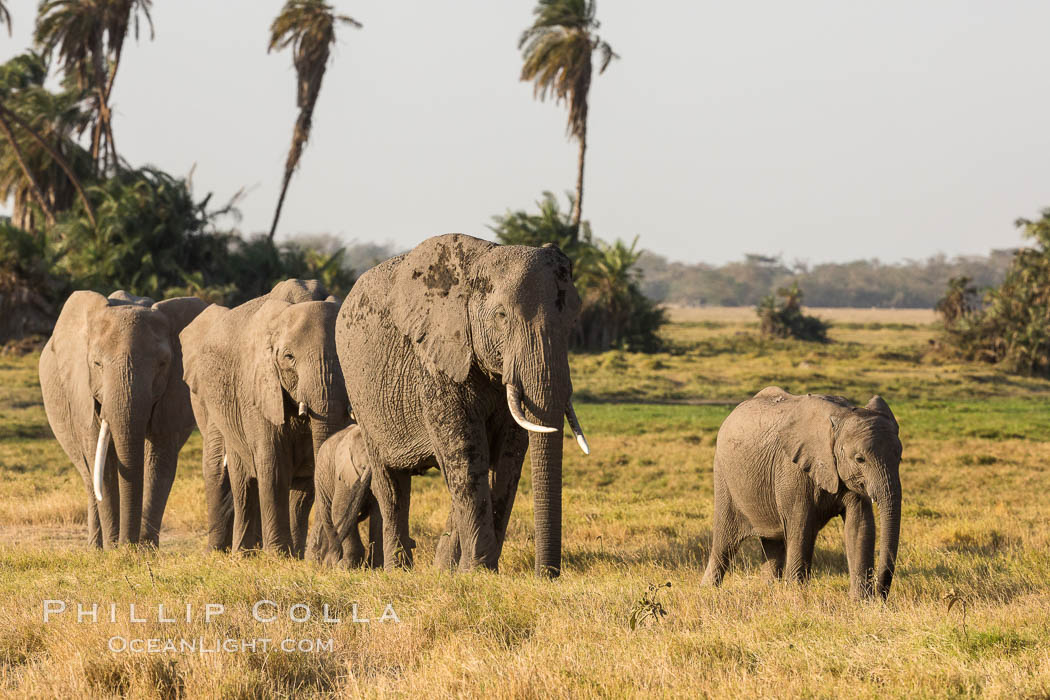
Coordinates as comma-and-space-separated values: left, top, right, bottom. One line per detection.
784, 512, 819, 584
202, 429, 233, 551
75, 462, 104, 549
342, 517, 366, 567
231, 467, 262, 552
842, 497, 876, 599
760, 537, 786, 580
306, 516, 325, 563
427, 416, 496, 572
255, 444, 294, 555
371, 466, 414, 569
366, 499, 384, 569
289, 476, 314, 559
433, 510, 462, 571
99, 449, 121, 549
141, 430, 189, 547
701, 472, 749, 586
488, 423, 528, 567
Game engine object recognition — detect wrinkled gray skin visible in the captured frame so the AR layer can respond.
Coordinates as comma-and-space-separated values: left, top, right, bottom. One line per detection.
337, 234, 584, 576
181, 280, 349, 556
39, 290, 207, 547
307, 423, 383, 568
701, 387, 903, 599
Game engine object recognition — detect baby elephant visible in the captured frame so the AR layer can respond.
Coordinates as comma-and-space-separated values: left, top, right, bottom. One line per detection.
309, 424, 383, 568
702, 387, 902, 599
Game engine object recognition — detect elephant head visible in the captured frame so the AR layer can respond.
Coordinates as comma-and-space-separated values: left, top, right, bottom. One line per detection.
390, 234, 588, 577
791, 395, 902, 598
48, 290, 206, 544
248, 296, 349, 459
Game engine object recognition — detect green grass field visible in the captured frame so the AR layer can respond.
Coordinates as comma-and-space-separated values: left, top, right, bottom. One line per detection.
2, 309, 1049, 697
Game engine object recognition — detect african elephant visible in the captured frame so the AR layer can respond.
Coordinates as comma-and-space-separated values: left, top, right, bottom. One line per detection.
336, 233, 590, 576
39, 290, 207, 548
307, 423, 383, 568
701, 387, 903, 599
180, 279, 349, 556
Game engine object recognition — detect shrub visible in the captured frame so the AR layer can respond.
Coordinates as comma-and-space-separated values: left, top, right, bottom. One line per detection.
937, 208, 1050, 375
756, 282, 829, 342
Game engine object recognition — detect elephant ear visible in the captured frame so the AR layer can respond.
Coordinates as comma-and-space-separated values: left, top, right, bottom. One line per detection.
48, 290, 109, 390
179, 304, 228, 397
151, 297, 209, 433
865, 395, 899, 433
248, 298, 289, 425
787, 401, 841, 494
390, 234, 495, 382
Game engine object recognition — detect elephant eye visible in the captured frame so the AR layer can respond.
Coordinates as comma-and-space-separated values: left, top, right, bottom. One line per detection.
855, 454, 866, 463
283, 353, 294, 362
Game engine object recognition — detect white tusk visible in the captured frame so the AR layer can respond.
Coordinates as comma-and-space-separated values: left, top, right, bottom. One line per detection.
298, 402, 307, 418
506, 384, 557, 434
222, 453, 227, 470
93, 419, 111, 502
565, 401, 590, 455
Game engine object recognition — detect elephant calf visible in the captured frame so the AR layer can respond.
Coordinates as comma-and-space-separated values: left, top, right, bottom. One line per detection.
308, 424, 383, 568
701, 387, 902, 599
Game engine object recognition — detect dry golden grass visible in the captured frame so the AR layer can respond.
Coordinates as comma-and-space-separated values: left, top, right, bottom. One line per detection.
1, 308, 1049, 697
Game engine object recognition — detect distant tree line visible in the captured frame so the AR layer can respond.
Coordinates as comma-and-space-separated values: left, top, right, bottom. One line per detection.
637, 250, 1014, 308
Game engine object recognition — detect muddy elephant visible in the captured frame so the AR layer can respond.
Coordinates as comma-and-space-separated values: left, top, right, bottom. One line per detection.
307, 423, 383, 568
701, 387, 903, 599
336, 233, 590, 576
180, 279, 349, 556
39, 290, 207, 548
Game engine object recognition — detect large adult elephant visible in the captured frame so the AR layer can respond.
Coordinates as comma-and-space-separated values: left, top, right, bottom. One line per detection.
180, 279, 349, 556
39, 290, 207, 548
336, 234, 590, 577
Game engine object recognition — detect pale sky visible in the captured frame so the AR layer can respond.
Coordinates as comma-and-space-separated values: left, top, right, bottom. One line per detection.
2, 1, 1048, 264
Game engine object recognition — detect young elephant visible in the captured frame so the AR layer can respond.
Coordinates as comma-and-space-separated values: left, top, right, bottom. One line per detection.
701, 387, 902, 599
308, 424, 383, 568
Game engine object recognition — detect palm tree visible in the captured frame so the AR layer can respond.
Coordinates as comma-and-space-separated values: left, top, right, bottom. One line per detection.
0, 1, 12, 36
0, 109, 56, 228
34, 0, 153, 172
519, 0, 617, 234
0, 52, 96, 227
267, 0, 360, 242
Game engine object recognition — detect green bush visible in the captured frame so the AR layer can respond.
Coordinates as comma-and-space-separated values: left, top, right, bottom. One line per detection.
756, 282, 829, 342
937, 209, 1050, 375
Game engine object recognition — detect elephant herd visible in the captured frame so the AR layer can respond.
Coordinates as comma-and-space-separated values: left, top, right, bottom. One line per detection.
37, 233, 903, 599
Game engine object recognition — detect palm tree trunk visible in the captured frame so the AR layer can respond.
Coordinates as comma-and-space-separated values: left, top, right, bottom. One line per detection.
571, 123, 587, 238
0, 102, 97, 227
0, 109, 56, 228
268, 167, 294, 242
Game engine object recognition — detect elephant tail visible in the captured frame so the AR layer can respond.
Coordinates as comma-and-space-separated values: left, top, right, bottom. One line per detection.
332, 466, 372, 547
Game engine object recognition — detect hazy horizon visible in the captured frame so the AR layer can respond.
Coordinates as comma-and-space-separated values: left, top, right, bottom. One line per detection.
2, 1, 1048, 265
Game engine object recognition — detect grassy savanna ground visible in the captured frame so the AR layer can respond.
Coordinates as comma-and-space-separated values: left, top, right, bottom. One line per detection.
1, 308, 1049, 697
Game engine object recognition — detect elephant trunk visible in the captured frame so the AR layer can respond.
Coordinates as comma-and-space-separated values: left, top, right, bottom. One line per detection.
510, 326, 571, 578
874, 473, 902, 599
104, 361, 150, 544
303, 356, 349, 461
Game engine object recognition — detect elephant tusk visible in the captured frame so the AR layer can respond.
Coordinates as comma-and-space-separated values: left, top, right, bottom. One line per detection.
93, 419, 111, 502
506, 384, 557, 434
565, 401, 590, 455
298, 402, 307, 418
222, 453, 227, 470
